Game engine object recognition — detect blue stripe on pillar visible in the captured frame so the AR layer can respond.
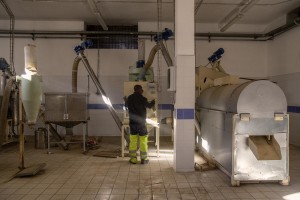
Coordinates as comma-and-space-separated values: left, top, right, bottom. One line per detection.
175, 109, 194, 119
287, 106, 300, 113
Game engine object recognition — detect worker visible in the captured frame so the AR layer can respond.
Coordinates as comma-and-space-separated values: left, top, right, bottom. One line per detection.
126, 84, 155, 164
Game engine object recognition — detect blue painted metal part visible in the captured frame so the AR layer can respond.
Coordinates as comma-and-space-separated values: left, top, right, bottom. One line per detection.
154, 28, 173, 42
87, 104, 300, 114
208, 48, 225, 63
74, 40, 93, 54
287, 106, 300, 113
0, 58, 9, 71
136, 60, 145, 68
176, 109, 195, 119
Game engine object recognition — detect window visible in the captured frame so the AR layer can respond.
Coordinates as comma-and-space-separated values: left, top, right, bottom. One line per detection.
86, 25, 138, 49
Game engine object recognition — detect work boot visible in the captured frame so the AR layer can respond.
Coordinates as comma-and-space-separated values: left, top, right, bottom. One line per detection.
129, 157, 137, 164
141, 158, 149, 164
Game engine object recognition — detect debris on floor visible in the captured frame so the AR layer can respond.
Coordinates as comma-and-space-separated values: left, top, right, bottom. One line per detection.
93, 143, 122, 158
194, 150, 216, 171
15, 163, 46, 177
194, 161, 216, 171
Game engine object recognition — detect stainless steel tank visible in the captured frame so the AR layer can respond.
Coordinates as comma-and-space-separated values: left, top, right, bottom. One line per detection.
44, 93, 89, 128
196, 80, 289, 186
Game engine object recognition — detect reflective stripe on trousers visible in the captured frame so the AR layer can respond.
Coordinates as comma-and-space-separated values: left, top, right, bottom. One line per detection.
129, 134, 148, 159
139, 135, 148, 160
129, 134, 138, 158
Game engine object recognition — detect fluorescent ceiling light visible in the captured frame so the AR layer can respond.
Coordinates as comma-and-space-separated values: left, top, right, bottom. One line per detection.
87, 0, 108, 30
219, 0, 259, 32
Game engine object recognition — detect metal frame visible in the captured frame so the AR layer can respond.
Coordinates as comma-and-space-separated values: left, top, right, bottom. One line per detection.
230, 114, 290, 186
47, 122, 88, 153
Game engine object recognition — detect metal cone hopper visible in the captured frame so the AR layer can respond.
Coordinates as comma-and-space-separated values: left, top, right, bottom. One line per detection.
15, 44, 45, 177
20, 44, 42, 125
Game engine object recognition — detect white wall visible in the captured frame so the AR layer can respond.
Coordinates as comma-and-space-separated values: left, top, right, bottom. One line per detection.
195, 40, 267, 77
267, 27, 300, 146
268, 27, 300, 76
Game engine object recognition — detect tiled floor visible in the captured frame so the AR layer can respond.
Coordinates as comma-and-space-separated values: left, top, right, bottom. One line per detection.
0, 136, 300, 200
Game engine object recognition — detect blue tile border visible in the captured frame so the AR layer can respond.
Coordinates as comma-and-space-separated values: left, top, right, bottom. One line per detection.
287, 106, 300, 113
158, 104, 174, 110
175, 108, 195, 120
87, 103, 174, 110
88, 104, 299, 114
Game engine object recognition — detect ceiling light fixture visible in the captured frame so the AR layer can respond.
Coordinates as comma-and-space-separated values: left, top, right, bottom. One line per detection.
87, 0, 108, 30
219, 0, 259, 32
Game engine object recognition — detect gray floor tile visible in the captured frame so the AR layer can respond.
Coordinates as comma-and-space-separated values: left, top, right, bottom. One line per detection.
0, 137, 300, 200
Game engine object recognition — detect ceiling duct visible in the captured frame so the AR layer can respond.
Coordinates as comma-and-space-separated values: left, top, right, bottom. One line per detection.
287, 7, 300, 24
265, 7, 300, 39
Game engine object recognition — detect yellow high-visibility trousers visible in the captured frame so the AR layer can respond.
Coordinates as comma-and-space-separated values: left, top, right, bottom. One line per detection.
129, 134, 138, 164
140, 135, 148, 160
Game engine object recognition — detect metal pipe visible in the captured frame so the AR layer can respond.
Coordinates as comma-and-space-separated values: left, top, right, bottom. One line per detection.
72, 56, 81, 93
137, 40, 173, 81
137, 44, 160, 81
263, 16, 300, 39
0, 77, 14, 145
0, 16, 299, 41
0, 0, 15, 74
0, 30, 155, 35
77, 52, 130, 143
12, 88, 19, 127
19, 93, 25, 170
158, 40, 173, 66
0, 28, 291, 40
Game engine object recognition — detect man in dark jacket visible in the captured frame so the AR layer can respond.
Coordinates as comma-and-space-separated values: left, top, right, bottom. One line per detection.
127, 84, 155, 164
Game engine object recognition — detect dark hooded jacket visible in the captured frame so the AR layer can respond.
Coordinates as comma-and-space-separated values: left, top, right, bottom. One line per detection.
127, 92, 155, 125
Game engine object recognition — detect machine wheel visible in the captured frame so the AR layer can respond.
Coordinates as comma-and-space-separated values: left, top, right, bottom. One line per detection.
231, 179, 240, 187
279, 176, 290, 186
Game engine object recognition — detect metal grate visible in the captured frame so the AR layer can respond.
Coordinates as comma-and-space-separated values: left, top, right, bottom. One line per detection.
86, 25, 138, 49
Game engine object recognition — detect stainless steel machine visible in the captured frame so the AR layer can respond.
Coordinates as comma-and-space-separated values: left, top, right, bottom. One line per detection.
44, 92, 89, 152
195, 49, 289, 186
0, 44, 45, 176
121, 29, 174, 157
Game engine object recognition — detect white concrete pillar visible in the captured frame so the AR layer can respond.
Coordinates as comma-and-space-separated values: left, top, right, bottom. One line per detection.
173, 0, 195, 172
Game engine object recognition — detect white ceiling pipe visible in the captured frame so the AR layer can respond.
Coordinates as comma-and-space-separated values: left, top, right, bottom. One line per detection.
219, 0, 260, 32
87, 0, 108, 30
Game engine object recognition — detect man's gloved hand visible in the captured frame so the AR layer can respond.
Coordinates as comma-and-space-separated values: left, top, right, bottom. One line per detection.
151, 99, 156, 111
